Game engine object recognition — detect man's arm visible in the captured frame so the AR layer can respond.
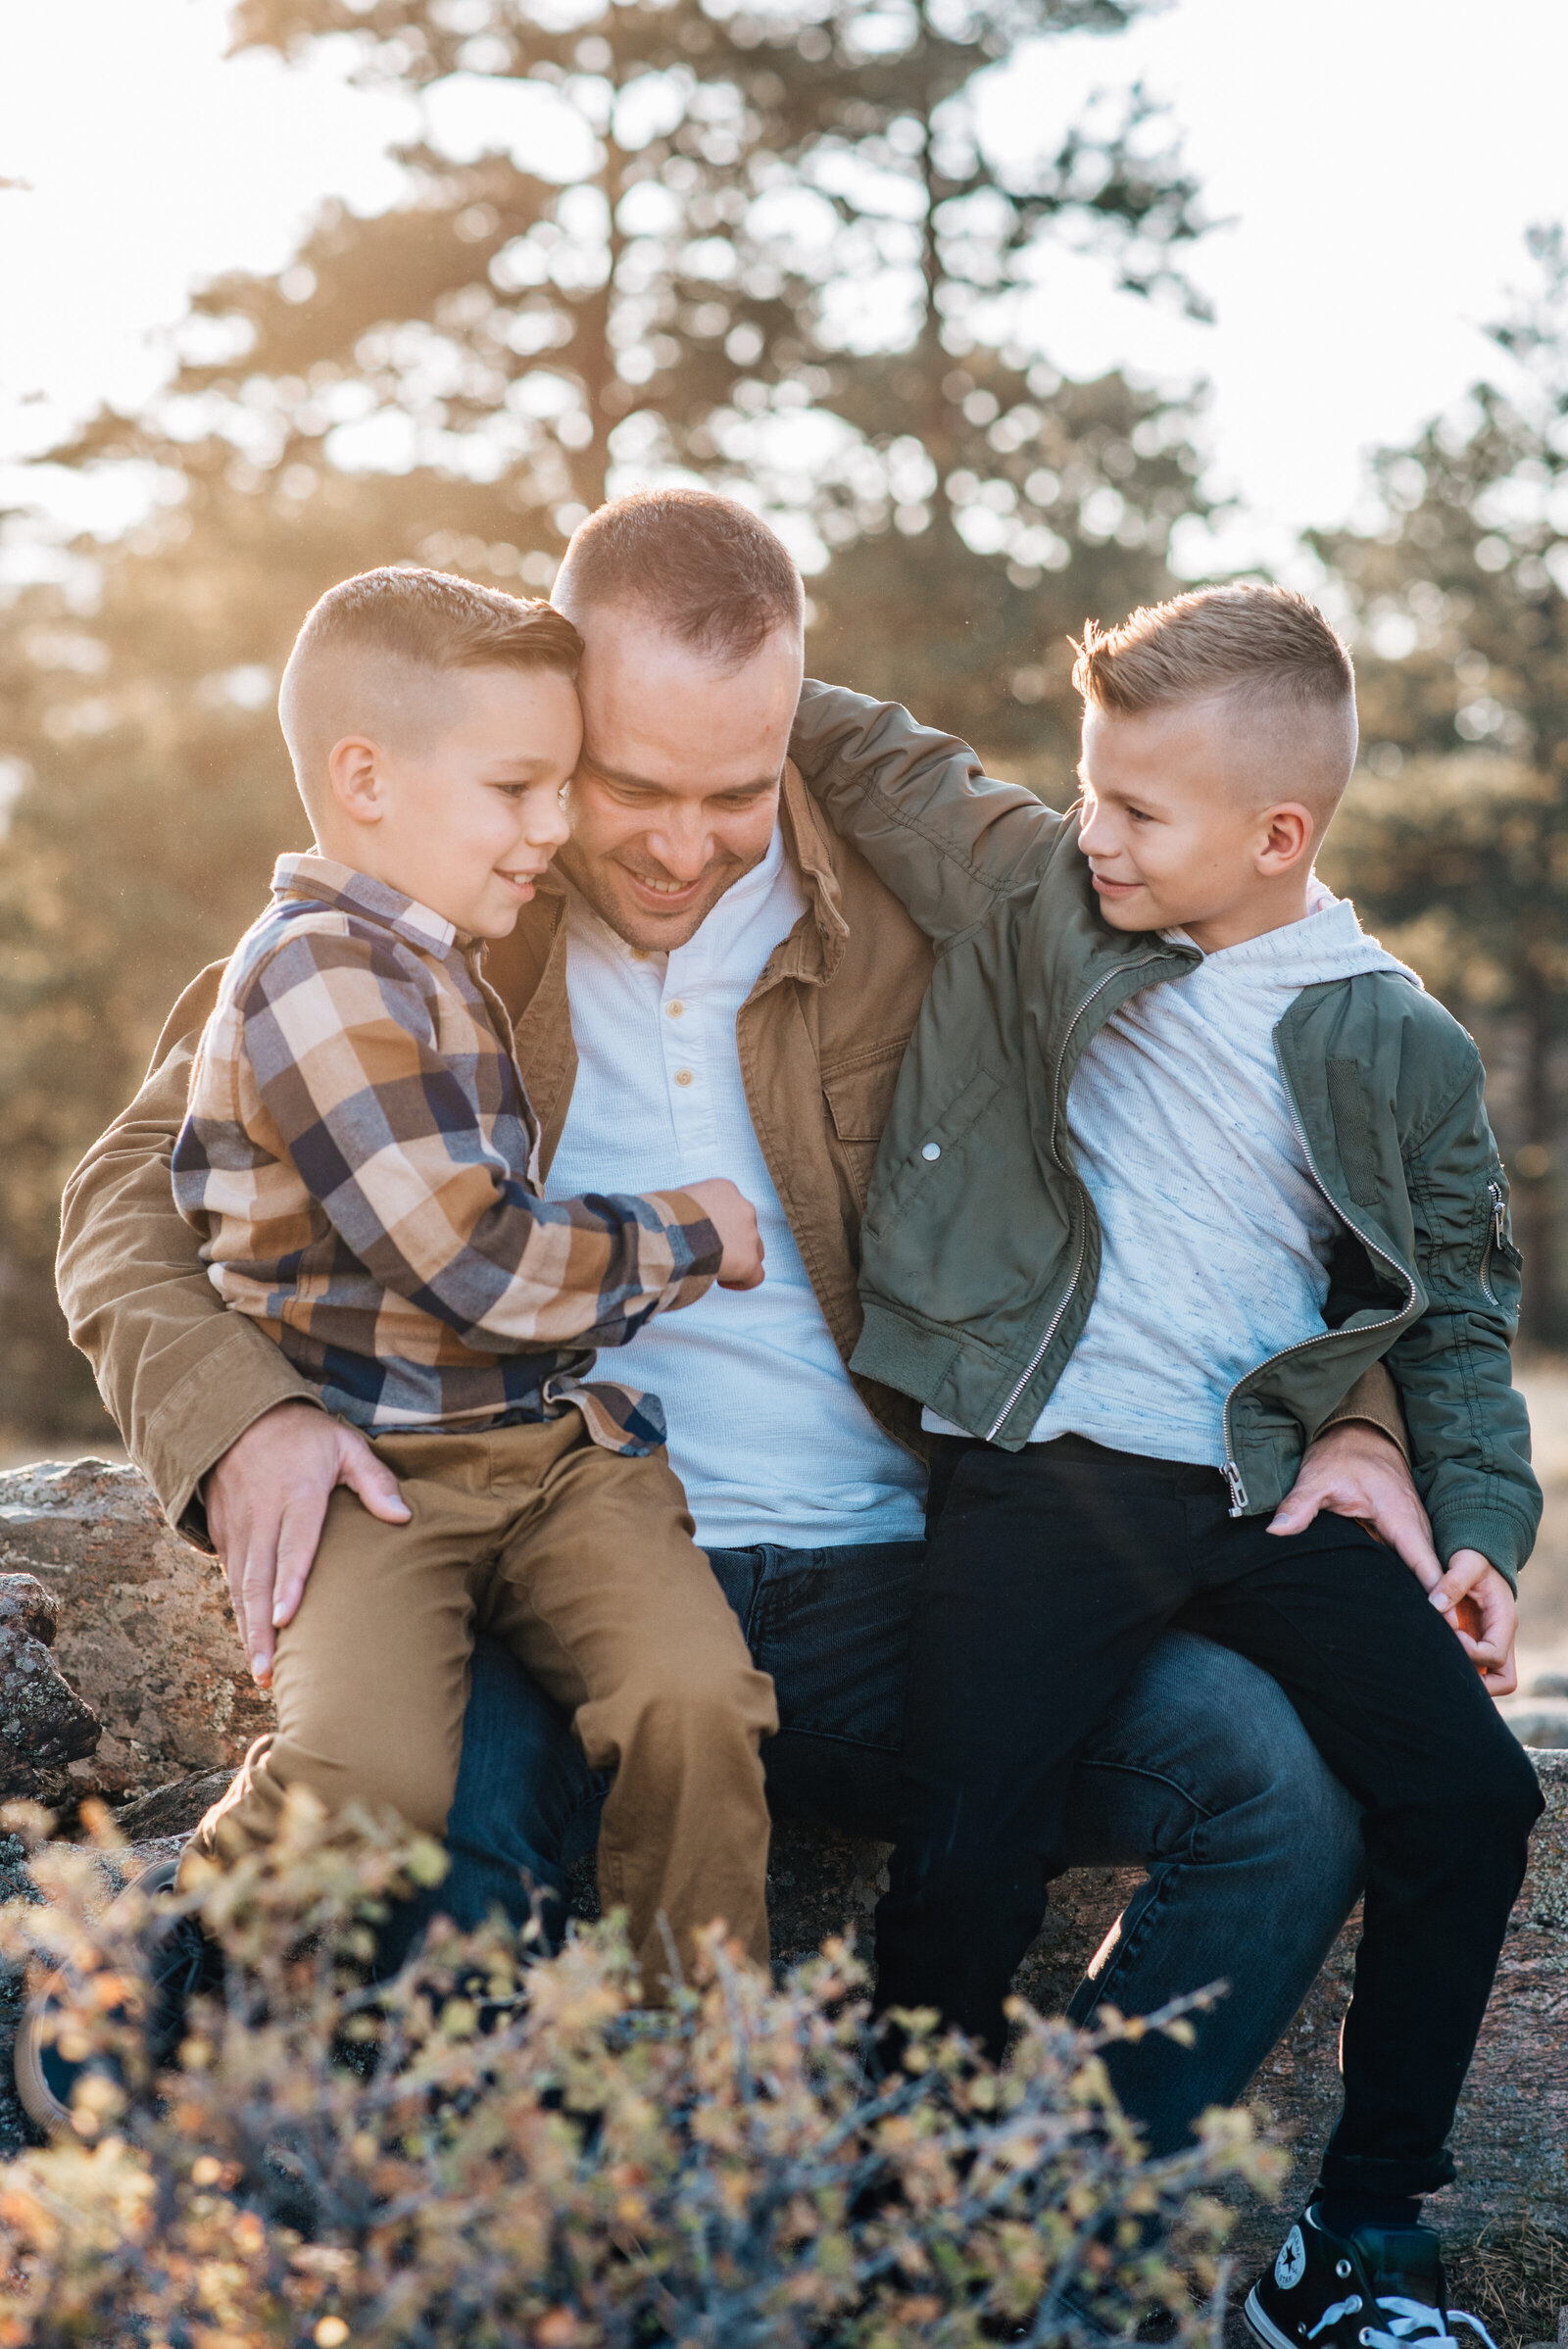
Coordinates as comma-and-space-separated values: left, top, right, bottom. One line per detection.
57, 967, 411, 1686
1383, 1066, 1540, 1587
789, 680, 1061, 943
58, 966, 324, 1539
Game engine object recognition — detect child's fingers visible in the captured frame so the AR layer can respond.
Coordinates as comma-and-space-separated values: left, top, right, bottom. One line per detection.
1425, 1547, 1489, 1620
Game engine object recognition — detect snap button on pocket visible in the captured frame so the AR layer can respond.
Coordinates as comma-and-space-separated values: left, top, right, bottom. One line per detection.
922, 1142, 942, 1161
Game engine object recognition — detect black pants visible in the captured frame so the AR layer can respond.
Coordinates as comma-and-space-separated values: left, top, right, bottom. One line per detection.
875, 1435, 1544, 2199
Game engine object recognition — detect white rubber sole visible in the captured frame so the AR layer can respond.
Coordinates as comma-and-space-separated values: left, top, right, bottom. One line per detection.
1243, 2286, 1297, 2349
12, 1856, 183, 2137
11, 1987, 73, 2135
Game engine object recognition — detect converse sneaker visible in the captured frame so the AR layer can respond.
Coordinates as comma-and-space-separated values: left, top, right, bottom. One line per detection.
13, 1859, 223, 2135
1245, 2205, 1498, 2349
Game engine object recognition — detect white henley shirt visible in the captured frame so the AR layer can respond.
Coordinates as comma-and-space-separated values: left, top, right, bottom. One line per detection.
545, 827, 927, 1551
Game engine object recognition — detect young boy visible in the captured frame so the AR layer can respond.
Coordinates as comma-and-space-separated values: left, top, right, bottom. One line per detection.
170, 567, 776, 1981
786, 587, 1542, 2347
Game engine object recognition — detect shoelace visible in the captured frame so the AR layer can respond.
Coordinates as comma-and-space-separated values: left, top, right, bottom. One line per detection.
1348, 2295, 1501, 2349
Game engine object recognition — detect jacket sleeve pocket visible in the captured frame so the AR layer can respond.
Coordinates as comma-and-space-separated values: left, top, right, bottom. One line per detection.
864, 1066, 1003, 1239
1325, 1058, 1382, 1209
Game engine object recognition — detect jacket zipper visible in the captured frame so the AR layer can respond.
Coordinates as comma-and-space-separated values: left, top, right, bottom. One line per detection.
1479, 1180, 1506, 1304
984, 951, 1168, 1444
1219, 1059, 1417, 1517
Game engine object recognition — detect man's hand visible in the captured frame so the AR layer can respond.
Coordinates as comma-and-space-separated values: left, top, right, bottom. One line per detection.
204, 1401, 411, 1688
1426, 1548, 1519, 1695
685, 1177, 765, 1290
1268, 1419, 1443, 1584
1267, 1421, 1516, 1688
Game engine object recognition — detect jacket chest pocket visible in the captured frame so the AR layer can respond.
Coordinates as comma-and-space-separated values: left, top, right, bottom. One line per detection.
821, 1043, 909, 1210
864, 1066, 1004, 1239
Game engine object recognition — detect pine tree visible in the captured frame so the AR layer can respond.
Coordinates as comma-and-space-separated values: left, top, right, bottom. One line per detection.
1, 0, 1212, 1428
1317, 225, 1568, 1338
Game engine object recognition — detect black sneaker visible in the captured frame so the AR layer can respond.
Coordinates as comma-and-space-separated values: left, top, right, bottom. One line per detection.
1245, 2205, 1497, 2349
13, 1859, 223, 2136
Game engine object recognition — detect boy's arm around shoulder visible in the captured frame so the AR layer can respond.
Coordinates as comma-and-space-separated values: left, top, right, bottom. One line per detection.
1384, 1012, 1540, 1590
57, 965, 326, 1542
789, 678, 1067, 943
235, 921, 725, 1347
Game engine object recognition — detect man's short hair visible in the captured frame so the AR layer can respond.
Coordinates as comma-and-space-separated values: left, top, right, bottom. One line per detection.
1073, 584, 1354, 722
557, 490, 805, 666
292, 566, 582, 679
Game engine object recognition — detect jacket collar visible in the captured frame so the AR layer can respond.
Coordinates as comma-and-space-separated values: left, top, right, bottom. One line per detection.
271, 853, 462, 960
756, 761, 849, 990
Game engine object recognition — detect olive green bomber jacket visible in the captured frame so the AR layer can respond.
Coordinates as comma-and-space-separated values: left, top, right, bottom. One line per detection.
788, 681, 1541, 1587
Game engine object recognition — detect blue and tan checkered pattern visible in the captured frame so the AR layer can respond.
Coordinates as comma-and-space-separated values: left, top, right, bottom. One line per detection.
172, 855, 722, 1451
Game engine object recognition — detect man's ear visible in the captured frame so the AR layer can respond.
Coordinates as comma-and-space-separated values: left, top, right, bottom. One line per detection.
1256, 804, 1314, 875
325, 736, 386, 828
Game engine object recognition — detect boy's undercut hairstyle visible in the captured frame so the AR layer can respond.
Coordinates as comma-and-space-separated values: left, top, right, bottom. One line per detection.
1072, 584, 1358, 816
291, 566, 583, 681
557, 489, 805, 666
1073, 583, 1354, 728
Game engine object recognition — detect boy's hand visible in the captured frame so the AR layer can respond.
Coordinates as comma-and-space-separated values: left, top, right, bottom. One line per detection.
1427, 1548, 1519, 1694
684, 1178, 765, 1290
205, 1401, 411, 1687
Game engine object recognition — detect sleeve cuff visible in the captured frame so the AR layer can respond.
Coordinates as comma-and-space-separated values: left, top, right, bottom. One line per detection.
139, 1323, 325, 1547
1427, 1501, 1537, 1592
1314, 1361, 1411, 1460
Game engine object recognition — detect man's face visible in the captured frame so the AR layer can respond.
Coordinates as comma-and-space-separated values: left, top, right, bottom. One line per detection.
555, 606, 804, 952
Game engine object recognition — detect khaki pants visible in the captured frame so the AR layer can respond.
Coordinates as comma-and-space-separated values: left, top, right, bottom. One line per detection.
186, 1415, 778, 1985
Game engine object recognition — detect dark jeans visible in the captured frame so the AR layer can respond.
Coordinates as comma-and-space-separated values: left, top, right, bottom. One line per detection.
879, 1436, 1544, 2198
426, 1532, 1369, 2159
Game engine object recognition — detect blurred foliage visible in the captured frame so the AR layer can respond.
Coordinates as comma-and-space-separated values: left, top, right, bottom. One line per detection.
0, 1793, 1280, 2348
0, 0, 1211, 1433
1316, 223, 1568, 1338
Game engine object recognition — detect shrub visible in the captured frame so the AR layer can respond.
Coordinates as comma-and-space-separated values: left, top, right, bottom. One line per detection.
0, 1798, 1285, 2348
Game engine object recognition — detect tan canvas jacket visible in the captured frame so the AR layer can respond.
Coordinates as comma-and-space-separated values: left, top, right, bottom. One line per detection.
57, 763, 1405, 1544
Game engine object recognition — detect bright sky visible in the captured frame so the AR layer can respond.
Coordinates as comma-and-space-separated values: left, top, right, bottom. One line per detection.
3, 0, 1567, 570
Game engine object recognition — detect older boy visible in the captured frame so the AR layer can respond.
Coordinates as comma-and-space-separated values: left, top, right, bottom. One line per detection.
789, 587, 1542, 2349
172, 567, 776, 1978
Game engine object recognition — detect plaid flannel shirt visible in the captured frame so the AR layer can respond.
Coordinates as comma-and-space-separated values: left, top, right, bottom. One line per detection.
172, 855, 723, 1451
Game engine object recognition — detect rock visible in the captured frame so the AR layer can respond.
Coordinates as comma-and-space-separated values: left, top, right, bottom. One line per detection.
1530, 1676, 1568, 1701
1501, 1696, 1568, 1750
0, 1574, 101, 1803
0, 1459, 1562, 2267
0, 1459, 273, 1803
111, 1770, 238, 1843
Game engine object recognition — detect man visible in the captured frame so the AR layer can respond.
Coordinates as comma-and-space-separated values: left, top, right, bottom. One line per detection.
58, 490, 1437, 2149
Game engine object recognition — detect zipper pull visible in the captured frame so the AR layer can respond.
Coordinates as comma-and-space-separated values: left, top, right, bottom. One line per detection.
1223, 1460, 1249, 1517
1490, 1182, 1506, 1248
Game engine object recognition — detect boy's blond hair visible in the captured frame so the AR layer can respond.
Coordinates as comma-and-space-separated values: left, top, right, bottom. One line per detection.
1072, 583, 1358, 815
279, 568, 582, 814
1074, 583, 1353, 716
290, 565, 583, 683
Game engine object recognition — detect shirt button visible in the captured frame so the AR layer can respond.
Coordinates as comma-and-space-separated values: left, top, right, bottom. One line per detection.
921, 1141, 941, 1160
674, 1068, 695, 1088
666, 1000, 685, 1017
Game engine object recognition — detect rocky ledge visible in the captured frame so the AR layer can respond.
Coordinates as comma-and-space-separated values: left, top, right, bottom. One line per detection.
0, 1456, 1562, 2269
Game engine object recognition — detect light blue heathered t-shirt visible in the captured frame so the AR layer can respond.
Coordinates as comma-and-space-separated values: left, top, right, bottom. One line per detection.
928, 890, 1415, 1468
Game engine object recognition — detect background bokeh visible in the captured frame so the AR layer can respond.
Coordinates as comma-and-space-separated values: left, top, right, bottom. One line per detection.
2, 1, 1567, 1566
